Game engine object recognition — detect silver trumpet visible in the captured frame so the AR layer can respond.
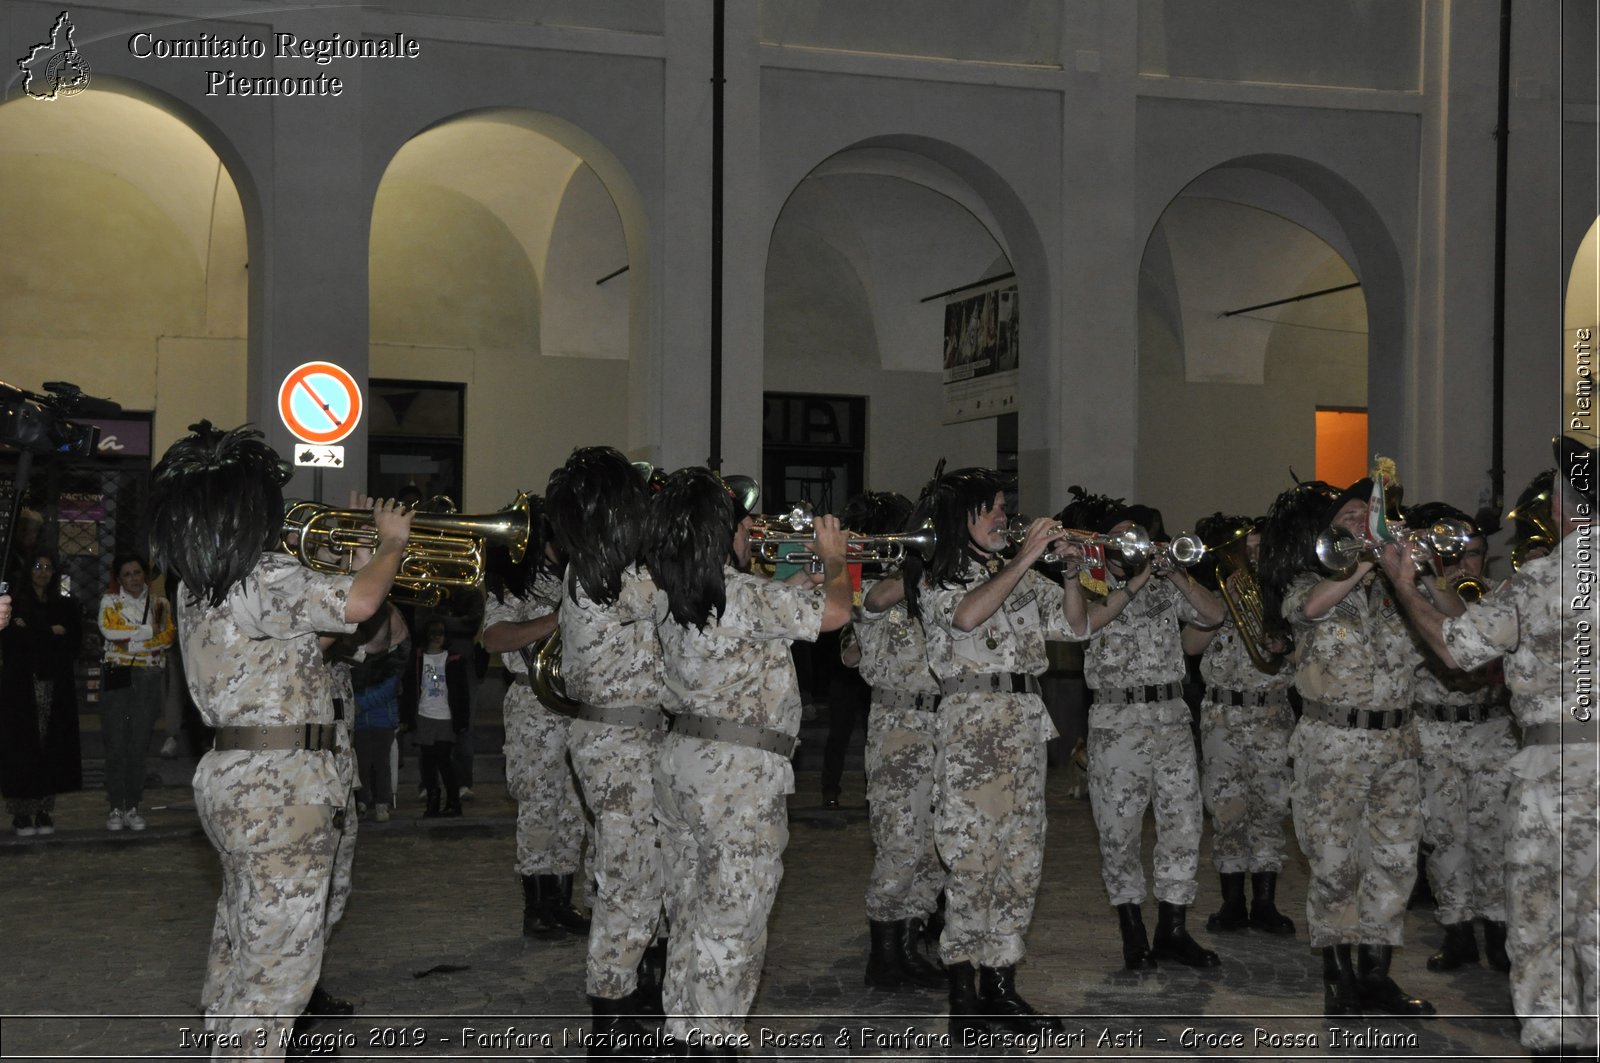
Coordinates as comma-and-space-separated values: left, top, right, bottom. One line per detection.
1007, 518, 1152, 565
753, 520, 937, 570
1314, 517, 1475, 580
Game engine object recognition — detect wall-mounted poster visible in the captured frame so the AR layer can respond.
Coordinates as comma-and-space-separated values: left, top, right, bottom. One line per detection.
942, 277, 1018, 423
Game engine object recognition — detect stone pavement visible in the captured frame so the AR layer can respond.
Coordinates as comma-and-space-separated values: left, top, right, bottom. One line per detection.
0, 770, 1525, 1062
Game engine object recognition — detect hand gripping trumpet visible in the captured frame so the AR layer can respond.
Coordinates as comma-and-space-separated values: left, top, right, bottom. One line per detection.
281, 492, 532, 606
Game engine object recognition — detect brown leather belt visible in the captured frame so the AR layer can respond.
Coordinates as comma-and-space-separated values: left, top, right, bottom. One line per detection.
212, 724, 339, 753
575, 703, 668, 732
1302, 700, 1410, 732
671, 713, 797, 757
940, 672, 1040, 696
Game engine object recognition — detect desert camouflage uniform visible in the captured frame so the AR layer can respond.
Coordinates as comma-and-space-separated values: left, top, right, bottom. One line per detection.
855, 582, 943, 922
1442, 530, 1597, 1052
484, 575, 586, 877
1406, 587, 1514, 927
1283, 570, 1422, 948
180, 552, 355, 1059
654, 568, 823, 1042
561, 564, 667, 999
324, 659, 357, 941
1197, 616, 1296, 874
921, 566, 1067, 967
1079, 575, 1205, 906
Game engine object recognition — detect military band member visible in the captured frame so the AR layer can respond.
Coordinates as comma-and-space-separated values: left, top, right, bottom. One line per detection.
1061, 504, 1226, 971
148, 422, 410, 1059
1182, 515, 1297, 938
1382, 441, 1598, 1059
848, 491, 945, 992
1264, 476, 1433, 1017
546, 447, 673, 1047
644, 468, 851, 1054
480, 500, 590, 938
1396, 503, 1515, 976
910, 467, 1072, 1037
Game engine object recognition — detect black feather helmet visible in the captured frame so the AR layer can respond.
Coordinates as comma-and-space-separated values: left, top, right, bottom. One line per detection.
148, 421, 292, 608
841, 491, 914, 538
546, 446, 649, 607
1193, 512, 1254, 592
1257, 480, 1337, 625
643, 467, 741, 630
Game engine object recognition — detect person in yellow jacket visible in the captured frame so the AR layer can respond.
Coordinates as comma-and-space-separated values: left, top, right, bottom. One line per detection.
97, 553, 175, 830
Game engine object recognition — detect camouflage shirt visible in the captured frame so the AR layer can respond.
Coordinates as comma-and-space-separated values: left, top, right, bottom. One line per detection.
921, 566, 1074, 680
655, 567, 824, 734
1407, 580, 1497, 708
855, 579, 939, 696
1082, 574, 1198, 690
1283, 569, 1414, 711
180, 552, 355, 807
1444, 528, 1592, 731
1198, 614, 1297, 695
559, 564, 664, 708
483, 573, 562, 676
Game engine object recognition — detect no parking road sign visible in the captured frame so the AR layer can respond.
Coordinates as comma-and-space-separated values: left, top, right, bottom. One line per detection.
279, 361, 363, 445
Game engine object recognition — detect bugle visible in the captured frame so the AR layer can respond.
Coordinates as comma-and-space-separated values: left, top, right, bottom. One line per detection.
282, 492, 531, 606
1314, 517, 1474, 580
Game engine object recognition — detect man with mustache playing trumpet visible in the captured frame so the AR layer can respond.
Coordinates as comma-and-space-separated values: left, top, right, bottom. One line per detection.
1059, 503, 1226, 972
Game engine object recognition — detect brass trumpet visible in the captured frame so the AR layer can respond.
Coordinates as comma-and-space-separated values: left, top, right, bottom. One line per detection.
281, 492, 531, 605
752, 521, 937, 569
1008, 518, 1152, 565
1314, 517, 1475, 580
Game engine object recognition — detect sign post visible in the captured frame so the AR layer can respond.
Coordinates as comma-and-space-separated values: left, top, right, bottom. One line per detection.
278, 361, 363, 504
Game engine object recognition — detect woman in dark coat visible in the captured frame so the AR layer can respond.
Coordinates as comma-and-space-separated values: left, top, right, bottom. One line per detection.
1, 550, 84, 835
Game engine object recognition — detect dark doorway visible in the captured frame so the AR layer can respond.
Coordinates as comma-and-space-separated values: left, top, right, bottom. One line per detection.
761, 393, 866, 517
367, 380, 466, 508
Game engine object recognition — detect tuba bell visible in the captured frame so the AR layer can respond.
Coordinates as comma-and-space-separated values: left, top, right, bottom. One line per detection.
282, 492, 531, 606
522, 628, 582, 717
1507, 487, 1556, 571
1214, 533, 1285, 675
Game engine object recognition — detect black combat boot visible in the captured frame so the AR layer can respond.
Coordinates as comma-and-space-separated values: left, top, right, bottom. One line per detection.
1151, 901, 1220, 968
521, 874, 560, 939
1248, 871, 1296, 935
1426, 921, 1480, 972
634, 937, 668, 1015
896, 919, 946, 989
1322, 945, 1361, 1016
865, 920, 904, 988
586, 993, 651, 1059
1116, 903, 1156, 970
978, 965, 1064, 1034
1205, 872, 1249, 932
1356, 944, 1436, 1015
539, 873, 592, 936
1481, 919, 1511, 973
423, 788, 442, 817
945, 961, 988, 1043
305, 982, 353, 1016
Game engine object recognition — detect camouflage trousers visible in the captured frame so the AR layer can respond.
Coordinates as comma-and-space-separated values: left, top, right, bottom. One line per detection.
324, 787, 357, 941
864, 691, 943, 922
1199, 700, 1292, 874
654, 733, 791, 1042
1417, 716, 1515, 924
196, 796, 339, 1060
568, 716, 667, 999
1087, 701, 1203, 906
1289, 718, 1422, 948
502, 686, 586, 876
1506, 763, 1598, 1051
934, 691, 1050, 967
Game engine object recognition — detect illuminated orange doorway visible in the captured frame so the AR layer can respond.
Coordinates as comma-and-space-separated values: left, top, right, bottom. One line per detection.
1316, 408, 1368, 486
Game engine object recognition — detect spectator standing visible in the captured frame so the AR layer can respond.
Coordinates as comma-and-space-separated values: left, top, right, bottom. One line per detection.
97, 553, 175, 831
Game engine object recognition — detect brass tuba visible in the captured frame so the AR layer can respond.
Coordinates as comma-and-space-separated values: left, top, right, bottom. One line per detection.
522, 628, 581, 717
1507, 487, 1556, 571
1214, 534, 1285, 675
282, 492, 531, 606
